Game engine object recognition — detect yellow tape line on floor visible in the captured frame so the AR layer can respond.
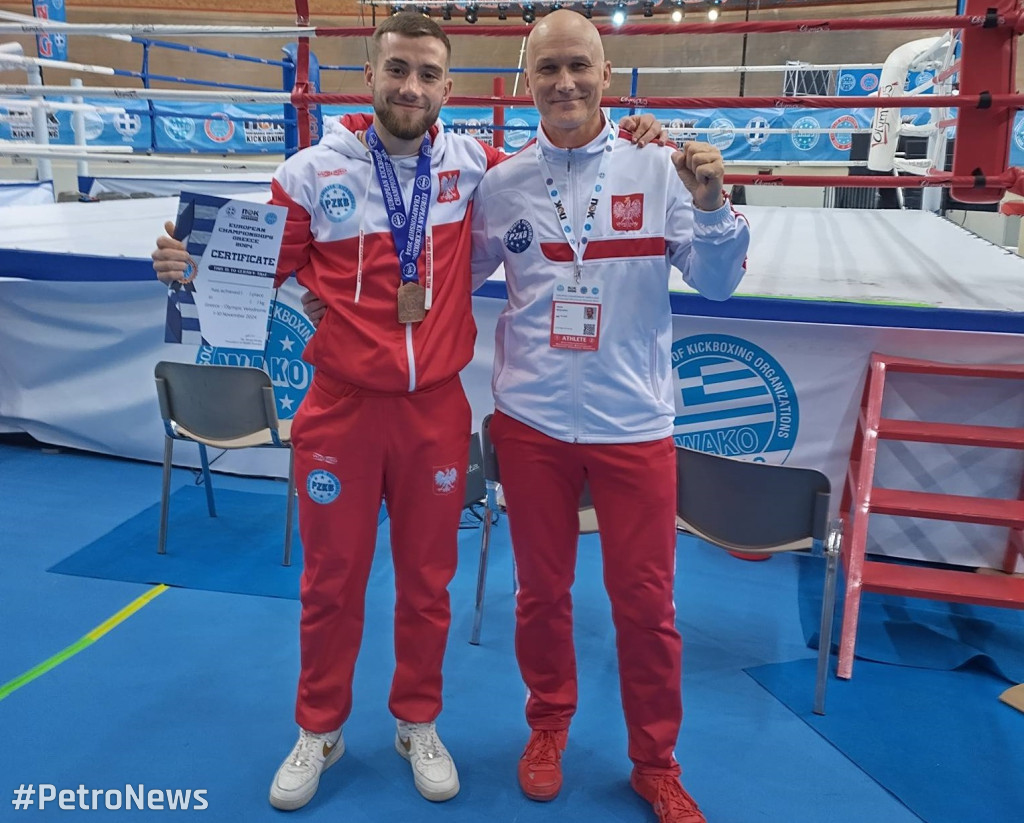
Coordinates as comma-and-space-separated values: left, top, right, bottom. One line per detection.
0, 585, 168, 701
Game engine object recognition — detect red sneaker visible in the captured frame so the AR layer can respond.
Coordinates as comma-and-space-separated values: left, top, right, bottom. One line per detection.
630, 772, 706, 823
517, 729, 568, 801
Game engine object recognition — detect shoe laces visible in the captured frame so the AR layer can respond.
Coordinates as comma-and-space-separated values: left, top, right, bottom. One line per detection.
290, 729, 331, 768
522, 731, 563, 769
652, 778, 704, 823
402, 722, 445, 762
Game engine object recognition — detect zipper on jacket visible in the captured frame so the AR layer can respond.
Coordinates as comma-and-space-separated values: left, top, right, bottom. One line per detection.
405, 323, 416, 392
567, 146, 581, 441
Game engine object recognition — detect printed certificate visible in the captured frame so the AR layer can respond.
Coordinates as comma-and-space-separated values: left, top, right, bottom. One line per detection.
164, 191, 286, 351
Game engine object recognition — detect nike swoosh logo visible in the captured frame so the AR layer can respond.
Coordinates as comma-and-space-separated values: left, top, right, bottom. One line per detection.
323, 741, 336, 758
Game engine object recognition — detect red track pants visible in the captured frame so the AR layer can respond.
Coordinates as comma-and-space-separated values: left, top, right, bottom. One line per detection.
290, 373, 470, 733
490, 410, 683, 775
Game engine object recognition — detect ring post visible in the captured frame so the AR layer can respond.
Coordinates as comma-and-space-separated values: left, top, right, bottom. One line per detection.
282, 41, 322, 156
949, 0, 1017, 203
26, 55, 53, 187
492, 76, 505, 151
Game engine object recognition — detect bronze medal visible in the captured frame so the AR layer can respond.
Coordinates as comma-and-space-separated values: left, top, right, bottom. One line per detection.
397, 281, 427, 324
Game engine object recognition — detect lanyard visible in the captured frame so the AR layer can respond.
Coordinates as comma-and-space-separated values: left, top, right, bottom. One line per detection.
366, 126, 433, 284
535, 121, 615, 277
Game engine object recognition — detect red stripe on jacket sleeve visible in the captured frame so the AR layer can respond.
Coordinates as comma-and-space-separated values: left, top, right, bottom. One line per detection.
271, 178, 312, 288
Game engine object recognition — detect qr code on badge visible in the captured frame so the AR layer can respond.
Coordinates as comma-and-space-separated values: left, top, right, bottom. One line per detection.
583, 323, 595, 336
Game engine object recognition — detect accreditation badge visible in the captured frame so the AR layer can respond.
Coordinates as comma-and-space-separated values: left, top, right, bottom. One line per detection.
549, 277, 603, 351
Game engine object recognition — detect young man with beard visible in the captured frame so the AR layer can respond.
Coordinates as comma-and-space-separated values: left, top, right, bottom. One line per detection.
468, 10, 750, 823
151, 12, 661, 813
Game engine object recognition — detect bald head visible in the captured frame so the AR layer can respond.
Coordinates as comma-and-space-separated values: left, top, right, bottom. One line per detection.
523, 9, 611, 148
526, 9, 605, 66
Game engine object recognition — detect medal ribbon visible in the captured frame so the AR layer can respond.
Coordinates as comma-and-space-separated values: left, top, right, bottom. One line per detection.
366, 125, 433, 285
535, 119, 615, 272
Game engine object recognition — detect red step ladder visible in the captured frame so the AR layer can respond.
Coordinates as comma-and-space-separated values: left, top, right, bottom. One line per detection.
838, 352, 1024, 680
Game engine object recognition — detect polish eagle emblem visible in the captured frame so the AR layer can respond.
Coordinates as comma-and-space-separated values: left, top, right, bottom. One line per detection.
434, 466, 458, 494
611, 194, 644, 231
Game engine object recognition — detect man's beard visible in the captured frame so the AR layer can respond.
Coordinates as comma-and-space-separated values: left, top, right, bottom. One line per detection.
375, 101, 438, 142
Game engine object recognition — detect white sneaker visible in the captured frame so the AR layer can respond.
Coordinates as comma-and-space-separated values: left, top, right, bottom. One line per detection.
394, 719, 460, 802
268, 727, 344, 811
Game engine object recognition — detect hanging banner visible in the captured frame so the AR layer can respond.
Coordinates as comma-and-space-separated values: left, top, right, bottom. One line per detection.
32, 0, 68, 62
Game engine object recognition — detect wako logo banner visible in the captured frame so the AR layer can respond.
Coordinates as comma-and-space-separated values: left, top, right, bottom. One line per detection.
671, 333, 799, 464
196, 301, 314, 420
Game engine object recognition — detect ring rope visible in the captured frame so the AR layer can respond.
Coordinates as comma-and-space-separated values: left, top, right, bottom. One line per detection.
3, 85, 1016, 115
0, 13, 1015, 39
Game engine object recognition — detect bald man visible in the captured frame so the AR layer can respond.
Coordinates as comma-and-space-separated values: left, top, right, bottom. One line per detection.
470, 10, 749, 823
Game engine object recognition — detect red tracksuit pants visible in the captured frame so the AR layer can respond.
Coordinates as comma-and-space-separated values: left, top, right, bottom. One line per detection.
490, 410, 683, 775
290, 373, 470, 733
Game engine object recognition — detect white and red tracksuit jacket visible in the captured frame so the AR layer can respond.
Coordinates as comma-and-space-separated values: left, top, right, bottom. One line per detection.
273, 113, 501, 391
470, 117, 750, 443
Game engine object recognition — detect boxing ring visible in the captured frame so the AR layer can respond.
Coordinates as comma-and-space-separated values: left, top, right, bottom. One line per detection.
2, 4, 1024, 583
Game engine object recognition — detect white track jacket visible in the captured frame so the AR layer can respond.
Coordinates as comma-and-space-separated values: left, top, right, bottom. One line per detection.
471, 118, 750, 444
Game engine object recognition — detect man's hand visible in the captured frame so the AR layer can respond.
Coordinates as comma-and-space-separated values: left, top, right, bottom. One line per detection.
617, 113, 663, 148
151, 221, 192, 286
672, 142, 725, 212
301, 289, 327, 327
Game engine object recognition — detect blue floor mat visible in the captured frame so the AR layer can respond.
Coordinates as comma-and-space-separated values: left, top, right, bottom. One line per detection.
748, 657, 1024, 823
797, 554, 1024, 684
48, 485, 302, 599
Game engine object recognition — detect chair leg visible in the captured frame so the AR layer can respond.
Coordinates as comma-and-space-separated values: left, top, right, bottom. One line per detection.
199, 444, 217, 517
813, 521, 843, 716
282, 448, 296, 567
158, 437, 173, 555
470, 496, 494, 646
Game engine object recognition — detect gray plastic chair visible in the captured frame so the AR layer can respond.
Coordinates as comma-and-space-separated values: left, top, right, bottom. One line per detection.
469, 413, 598, 646
675, 445, 843, 715
154, 361, 296, 566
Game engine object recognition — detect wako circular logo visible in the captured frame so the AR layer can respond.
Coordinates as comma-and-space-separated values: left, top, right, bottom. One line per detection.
504, 219, 533, 253
860, 73, 879, 92
1014, 117, 1024, 152
829, 114, 860, 151
162, 116, 196, 143
72, 111, 105, 140
707, 118, 736, 151
671, 334, 799, 463
307, 469, 340, 504
195, 301, 315, 420
204, 113, 235, 143
320, 183, 356, 223
790, 116, 820, 151
505, 117, 531, 149
838, 73, 856, 93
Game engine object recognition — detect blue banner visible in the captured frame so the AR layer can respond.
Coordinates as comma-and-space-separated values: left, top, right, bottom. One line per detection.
615, 107, 876, 163
836, 69, 880, 97
2, 96, 1022, 168
32, 0, 67, 63
837, 67, 935, 98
